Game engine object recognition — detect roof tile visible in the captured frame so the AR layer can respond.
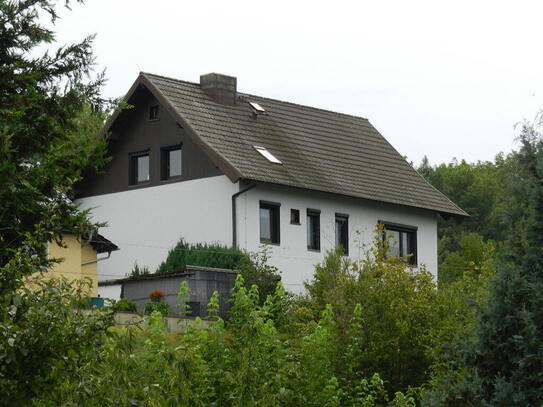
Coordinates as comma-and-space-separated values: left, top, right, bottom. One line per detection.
142, 73, 467, 217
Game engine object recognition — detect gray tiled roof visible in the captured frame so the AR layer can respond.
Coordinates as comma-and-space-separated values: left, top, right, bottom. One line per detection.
142, 72, 467, 217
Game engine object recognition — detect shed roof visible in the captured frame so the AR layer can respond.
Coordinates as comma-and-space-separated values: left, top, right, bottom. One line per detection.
108, 72, 467, 217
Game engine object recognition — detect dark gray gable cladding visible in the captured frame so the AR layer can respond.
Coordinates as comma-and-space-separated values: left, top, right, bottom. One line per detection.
106, 72, 467, 217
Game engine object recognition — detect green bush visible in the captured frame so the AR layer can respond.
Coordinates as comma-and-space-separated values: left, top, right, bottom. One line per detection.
111, 298, 137, 313
144, 301, 169, 316
303, 227, 441, 395
35, 276, 415, 407
156, 239, 248, 274
156, 239, 282, 304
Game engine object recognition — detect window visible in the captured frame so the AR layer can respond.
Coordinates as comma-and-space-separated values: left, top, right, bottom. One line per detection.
260, 201, 280, 244
254, 146, 282, 164
130, 152, 149, 184
149, 105, 159, 121
335, 214, 349, 255
290, 209, 300, 225
307, 209, 320, 251
161, 145, 182, 179
382, 222, 417, 265
248, 101, 266, 113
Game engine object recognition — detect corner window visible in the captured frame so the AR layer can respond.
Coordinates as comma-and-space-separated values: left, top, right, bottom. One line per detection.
335, 214, 349, 255
382, 222, 417, 265
130, 152, 149, 184
290, 209, 300, 225
260, 201, 280, 244
149, 105, 159, 121
307, 209, 320, 251
161, 145, 182, 180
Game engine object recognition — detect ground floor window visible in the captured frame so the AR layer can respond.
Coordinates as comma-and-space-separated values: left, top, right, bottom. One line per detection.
381, 222, 417, 265
307, 209, 321, 251
260, 201, 280, 244
335, 214, 349, 255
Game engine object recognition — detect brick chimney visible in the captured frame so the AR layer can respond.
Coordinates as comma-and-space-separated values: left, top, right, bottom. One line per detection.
200, 73, 237, 105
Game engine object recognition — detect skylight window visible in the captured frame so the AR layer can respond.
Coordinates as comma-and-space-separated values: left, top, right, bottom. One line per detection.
249, 101, 266, 113
254, 146, 282, 164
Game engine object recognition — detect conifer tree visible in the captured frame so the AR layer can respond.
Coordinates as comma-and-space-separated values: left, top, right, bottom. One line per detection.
0, 1, 113, 400
464, 122, 543, 405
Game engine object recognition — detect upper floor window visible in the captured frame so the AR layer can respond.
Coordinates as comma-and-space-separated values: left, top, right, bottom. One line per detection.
382, 222, 417, 265
260, 201, 280, 244
335, 214, 349, 255
161, 145, 182, 180
307, 209, 320, 251
130, 152, 149, 184
149, 105, 159, 121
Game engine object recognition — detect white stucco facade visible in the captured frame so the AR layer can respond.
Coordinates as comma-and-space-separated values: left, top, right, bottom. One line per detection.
235, 183, 438, 291
77, 175, 238, 285
77, 175, 438, 294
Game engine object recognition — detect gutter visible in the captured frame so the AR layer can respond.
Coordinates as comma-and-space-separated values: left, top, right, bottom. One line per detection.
81, 251, 113, 265
232, 183, 256, 247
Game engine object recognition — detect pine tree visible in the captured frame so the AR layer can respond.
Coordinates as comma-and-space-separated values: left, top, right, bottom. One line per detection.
0, 1, 113, 400
465, 122, 543, 405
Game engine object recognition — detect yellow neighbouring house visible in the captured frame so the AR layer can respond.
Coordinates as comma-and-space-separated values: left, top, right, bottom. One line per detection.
37, 233, 118, 297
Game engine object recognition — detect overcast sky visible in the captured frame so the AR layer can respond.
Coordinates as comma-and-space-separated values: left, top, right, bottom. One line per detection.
53, 0, 543, 166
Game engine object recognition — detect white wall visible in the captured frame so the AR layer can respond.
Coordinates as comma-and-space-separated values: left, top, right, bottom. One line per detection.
99, 284, 122, 301
78, 175, 438, 294
236, 183, 438, 292
77, 175, 238, 281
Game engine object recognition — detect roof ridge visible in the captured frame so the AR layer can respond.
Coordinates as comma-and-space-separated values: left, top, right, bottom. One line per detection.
141, 71, 369, 122
140, 71, 201, 87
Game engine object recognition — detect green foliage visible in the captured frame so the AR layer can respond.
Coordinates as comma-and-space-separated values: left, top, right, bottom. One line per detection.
0, 0, 117, 401
419, 145, 533, 283
144, 301, 170, 316
110, 298, 137, 313
462, 123, 543, 406
156, 239, 281, 304
177, 280, 191, 317
33, 274, 415, 407
128, 262, 150, 278
303, 229, 441, 395
237, 246, 282, 304
421, 122, 543, 406
156, 238, 248, 274
0, 0, 114, 296
144, 290, 170, 316
439, 232, 495, 286
0, 278, 113, 403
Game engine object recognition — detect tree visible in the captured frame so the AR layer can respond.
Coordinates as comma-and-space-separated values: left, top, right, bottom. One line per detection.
0, 0, 113, 401
464, 122, 543, 405
423, 122, 543, 406
303, 229, 440, 395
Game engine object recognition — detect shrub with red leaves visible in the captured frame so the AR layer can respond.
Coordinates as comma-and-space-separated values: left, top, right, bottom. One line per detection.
149, 290, 165, 302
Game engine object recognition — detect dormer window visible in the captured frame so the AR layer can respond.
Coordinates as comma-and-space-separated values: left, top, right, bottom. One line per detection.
149, 104, 159, 121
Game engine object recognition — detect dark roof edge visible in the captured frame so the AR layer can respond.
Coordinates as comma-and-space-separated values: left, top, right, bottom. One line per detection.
98, 265, 239, 286
88, 234, 119, 254
243, 178, 469, 218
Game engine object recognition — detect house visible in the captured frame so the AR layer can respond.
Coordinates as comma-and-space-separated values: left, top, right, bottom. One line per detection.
99, 265, 238, 317
76, 72, 467, 293
27, 233, 118, 296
